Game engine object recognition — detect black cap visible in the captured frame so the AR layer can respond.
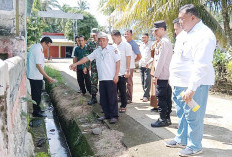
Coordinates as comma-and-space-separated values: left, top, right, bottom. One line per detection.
152, 20, 166, 30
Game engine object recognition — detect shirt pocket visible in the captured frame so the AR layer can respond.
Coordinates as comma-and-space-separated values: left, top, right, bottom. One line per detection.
181, 41, 192, 61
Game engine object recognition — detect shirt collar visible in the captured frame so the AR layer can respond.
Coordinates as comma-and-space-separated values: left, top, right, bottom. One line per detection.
188, 20, 203, 34
100, 44, 110, 51
39, 43, 43, 52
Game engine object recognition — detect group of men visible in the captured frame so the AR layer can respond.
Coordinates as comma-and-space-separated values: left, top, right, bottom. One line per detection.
70, 29, 142, 123
27, 3, 216, 156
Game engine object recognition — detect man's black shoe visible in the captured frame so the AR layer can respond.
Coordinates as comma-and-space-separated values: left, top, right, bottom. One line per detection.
33, 112, 47, 118
151, 108, 158, 112
109, 118, 118, 124
97, 116, 109, 121
167, 118, 172, 125
88, 97, 97, 105
151, 118, 168, 127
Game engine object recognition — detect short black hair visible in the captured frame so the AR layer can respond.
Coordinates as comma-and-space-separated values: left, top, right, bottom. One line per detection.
111, 30, 121, 36
75, 36, 79, 40
173, 18, 179, 24
125, 29, 132, 34
179, 4, 199, 17
78, 35, 85, 40
40, 37, 52, 44
142, 33, 149, 37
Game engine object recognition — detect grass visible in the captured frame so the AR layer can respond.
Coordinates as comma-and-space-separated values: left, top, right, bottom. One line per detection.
35, 152, 50, 157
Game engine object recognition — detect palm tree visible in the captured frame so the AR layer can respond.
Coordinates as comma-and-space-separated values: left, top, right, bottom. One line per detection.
41, 0, 61, 11
101, 0, 229, 46
77, 0, 89, 11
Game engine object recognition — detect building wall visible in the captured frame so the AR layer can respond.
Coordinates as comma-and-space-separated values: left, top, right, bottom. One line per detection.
0, 0, 34, 156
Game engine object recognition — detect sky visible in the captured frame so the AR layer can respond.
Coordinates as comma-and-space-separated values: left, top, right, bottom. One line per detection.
57, 0, 108, 26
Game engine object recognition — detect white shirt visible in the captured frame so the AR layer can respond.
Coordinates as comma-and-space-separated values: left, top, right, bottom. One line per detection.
27, 43, 45, 80
115, 41, 132, 76
87, 45, 121, 81
71, 44, 78, 58
169, 21, 216, 91
139, 41, 152, 67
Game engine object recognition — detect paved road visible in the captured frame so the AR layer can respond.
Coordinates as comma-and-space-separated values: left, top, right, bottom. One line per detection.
46, 59, 232, 157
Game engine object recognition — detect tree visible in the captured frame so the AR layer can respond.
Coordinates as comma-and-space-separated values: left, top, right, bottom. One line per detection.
27, 0, 46, 48
206, 0, 232, 45
101, 0, 229, 46
64, 9, 98, 40
77, 0, 89, 11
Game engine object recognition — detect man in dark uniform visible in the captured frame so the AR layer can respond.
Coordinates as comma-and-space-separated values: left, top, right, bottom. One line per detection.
86, 28, 99, 105
150, 21, 173, 127
74, 35, 91, 95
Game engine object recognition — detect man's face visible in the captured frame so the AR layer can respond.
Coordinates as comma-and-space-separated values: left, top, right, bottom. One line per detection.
142, 35, 149, 43
154, 28, 163, 38
174, 23, 182, 36
78, 37, 85, 47
111, 35, 121, 45
92, 34, 98, 41
75, 38, 79, 45
98, 38, 108, 49
178, 10, 194, 32
124, 31, 132, 42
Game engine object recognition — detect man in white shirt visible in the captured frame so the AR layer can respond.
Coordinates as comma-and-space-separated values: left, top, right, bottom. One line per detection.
70, 32, 120, 124
124, 30, 142, 104
166, 4, 216, 157
27, 37, 54, 117
139, 33, 153, 102
111, 30, 132, 113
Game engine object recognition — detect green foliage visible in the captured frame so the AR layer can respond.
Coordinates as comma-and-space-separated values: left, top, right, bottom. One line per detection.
227, 60, 232, 81
21, 96, 37, 104
63, 8, 98, 40
44, 66, 64, 85
35, 152, 50, 157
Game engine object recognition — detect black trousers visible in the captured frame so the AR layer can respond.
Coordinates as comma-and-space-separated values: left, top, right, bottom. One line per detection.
117, 76, 127, 108
99, 81, 118, 119
77, 69, 91, 94
29, 79, 43, 114
156, 80, 172, 119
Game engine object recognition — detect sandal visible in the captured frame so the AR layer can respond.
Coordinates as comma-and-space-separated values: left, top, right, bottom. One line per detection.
119, 107, 126, 113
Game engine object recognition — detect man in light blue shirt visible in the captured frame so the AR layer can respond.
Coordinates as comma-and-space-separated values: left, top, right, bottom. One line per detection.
124, 30, 141, 103
166, 4, 216, 156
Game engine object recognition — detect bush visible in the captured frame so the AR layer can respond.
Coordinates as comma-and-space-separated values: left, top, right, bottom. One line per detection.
213, 47, 231, 83
227, 59, 232, 81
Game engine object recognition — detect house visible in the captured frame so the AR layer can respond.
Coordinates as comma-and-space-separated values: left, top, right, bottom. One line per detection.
41, 32, 74, 59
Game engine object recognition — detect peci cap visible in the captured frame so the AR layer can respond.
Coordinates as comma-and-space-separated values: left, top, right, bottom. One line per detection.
152, 20, 166, 30
97, 32, 108, 39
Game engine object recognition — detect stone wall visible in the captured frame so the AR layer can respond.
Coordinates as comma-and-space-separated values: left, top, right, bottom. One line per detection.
0, 56, 34, 157
0, 0, 35, 156
0, 0, 26, 36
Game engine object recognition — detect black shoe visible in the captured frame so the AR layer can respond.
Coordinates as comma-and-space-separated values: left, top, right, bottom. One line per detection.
109, 118, 118, 124
33, 112, 47, 118
88, 97, 97, 105
167, 118, 172, 125
151, 108, 158, 112
151, 118, 168, 127
97, 116, 109, 121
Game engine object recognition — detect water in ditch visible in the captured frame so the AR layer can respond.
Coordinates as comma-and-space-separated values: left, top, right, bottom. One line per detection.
41, 92, 72, 157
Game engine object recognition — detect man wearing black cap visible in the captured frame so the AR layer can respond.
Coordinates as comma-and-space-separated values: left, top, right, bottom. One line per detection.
150, 20, 173, 127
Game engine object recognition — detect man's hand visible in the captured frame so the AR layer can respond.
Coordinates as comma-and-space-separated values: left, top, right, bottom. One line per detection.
182, 89, 195, 104
113, 75, 119, 84
152, 77, 158, 85
124, 70, 130, 78
83, 67, 87, 74
69, 64, 77, 71
47, 77, 54, 83
145, 64, 149, 68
